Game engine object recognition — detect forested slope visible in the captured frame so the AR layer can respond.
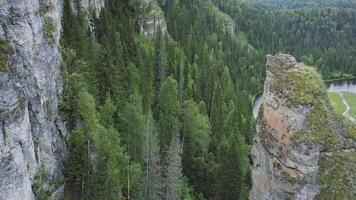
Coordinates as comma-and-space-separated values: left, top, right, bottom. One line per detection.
214, 0, 356, 78
60, 0, 262, 199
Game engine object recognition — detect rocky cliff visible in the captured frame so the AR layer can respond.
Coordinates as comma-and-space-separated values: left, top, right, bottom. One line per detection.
0, 0, 168, 199
70, 0, 104, 16
250, 54, 356, 200
140, 0, 167, 37
0, 0, 66, 199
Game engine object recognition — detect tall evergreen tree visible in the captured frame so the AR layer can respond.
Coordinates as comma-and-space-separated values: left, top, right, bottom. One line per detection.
157, 76, 180, 152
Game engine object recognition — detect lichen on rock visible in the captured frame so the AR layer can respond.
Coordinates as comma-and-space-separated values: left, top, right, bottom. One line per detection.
250, 54, 356, 200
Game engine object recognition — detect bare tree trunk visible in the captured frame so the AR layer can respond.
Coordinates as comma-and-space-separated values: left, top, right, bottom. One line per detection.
127, 143, 130, 200
145, 113, 150, 196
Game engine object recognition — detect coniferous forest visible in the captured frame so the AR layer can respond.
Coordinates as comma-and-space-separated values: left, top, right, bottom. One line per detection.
58, 0, 356, 199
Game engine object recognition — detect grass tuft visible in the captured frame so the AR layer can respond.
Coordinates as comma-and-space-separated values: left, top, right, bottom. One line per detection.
43, 19, 56, 44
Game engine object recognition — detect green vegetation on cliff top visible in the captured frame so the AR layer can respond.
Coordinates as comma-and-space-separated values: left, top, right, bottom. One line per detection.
285, 65, 338, 151
283, 64, 356, 199
284, 66, 326, 106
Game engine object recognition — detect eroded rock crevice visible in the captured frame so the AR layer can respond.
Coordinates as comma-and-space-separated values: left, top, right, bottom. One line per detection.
0, 0, 66, 199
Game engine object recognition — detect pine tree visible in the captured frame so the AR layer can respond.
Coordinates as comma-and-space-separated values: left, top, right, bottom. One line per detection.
157, 76, 180, 152
182, 100, 211, 156
164, 135, 182, 200
215, 134, 250, 200
119, 95, 146, 164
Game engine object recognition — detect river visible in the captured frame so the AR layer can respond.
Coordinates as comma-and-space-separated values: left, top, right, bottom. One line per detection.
253, 78, 356, 119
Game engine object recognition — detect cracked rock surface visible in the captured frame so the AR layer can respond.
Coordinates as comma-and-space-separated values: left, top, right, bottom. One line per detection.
0, 0, 66, 199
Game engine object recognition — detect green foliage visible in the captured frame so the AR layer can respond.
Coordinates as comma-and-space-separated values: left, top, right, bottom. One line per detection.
182, 100, 211, 155
43, 19, 56, 44
180, 177, 198, 200
119, 96, 146, 163
60, 0, 264, 198
98, 97, 116, 128
135, 34, 155, 113
215, 134, 250, 200
0, 40, 14, 72
224, 0, 356, 78
64, 91, 142, 199
157, 76, 180, 152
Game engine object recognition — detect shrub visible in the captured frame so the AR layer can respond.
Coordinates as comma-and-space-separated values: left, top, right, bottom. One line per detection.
0, 40, 14, 72
43, 19, 56, 44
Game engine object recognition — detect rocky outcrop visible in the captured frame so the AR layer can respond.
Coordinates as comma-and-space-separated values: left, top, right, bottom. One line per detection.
140, 0, 167, 37
0, 0, 66, 199
70, 0, 104, 15
250, 54, 356, 200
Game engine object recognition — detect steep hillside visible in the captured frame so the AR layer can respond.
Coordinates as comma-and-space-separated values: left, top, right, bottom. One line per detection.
60, 0, 264, 199
213, 0, 356, 79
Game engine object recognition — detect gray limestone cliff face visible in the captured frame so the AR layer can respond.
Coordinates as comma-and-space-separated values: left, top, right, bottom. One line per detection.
0, 0, 66, 199
250, 54, 356, 200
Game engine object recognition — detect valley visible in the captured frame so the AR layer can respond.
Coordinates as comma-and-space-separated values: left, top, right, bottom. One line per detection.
0, 0, 355, 199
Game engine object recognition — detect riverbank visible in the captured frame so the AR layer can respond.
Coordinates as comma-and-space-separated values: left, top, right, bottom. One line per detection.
327, 91, 356, 123
324, 76, 356, 83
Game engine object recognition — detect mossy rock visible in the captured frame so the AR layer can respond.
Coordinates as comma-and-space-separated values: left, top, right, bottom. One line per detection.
294, 103, 339, 151
0, 40, 14, 72
316, 152, 356, 200
282, 65, 339, 150
284, 66, 326, 106
43, 19, 56, 44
